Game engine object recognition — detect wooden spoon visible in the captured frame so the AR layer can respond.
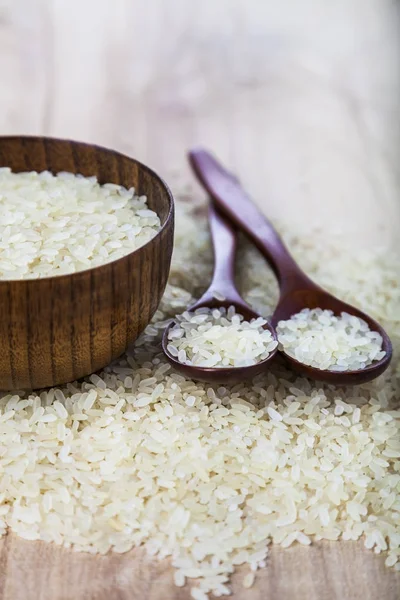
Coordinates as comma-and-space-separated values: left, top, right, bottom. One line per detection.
161, 204, 278, 384
188, 148, 392, 385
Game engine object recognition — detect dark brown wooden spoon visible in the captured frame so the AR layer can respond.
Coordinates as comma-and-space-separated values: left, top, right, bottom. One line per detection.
161, 204, 278, 384
188, 147, 392, 385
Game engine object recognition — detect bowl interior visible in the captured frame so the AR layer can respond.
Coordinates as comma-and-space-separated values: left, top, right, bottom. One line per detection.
0, 136, 172, 225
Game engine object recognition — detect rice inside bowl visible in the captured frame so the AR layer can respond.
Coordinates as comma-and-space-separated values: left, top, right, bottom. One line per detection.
0, 168, 161, 279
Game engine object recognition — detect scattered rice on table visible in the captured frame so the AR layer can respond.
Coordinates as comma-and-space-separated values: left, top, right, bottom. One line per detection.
277, 308, 385, 372
167, 306, 277, 367
0, 196, 399, 599
0, 168, 160, 279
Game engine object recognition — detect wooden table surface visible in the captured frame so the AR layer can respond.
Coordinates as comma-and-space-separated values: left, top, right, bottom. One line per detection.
0, 1, 399, 598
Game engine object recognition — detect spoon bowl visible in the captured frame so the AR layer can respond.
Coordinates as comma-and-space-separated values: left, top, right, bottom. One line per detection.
272, 281, 392, 385
161, 205, 278, 384
162, 300, 277, 385
189, 148, 392, 386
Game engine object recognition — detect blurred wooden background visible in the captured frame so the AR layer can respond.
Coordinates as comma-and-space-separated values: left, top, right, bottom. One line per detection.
0, 0, 399, 244
0, 0, 399, 599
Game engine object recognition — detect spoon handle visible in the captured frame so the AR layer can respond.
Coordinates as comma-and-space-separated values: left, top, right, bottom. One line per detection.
192, 204, 243, 308
189, 148, 313, 293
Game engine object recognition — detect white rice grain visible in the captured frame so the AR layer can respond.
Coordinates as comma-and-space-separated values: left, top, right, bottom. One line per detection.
168, 306, 277, 368
0, 169, 160, 279
277, 309, 385, 371
0, 198, 399, 598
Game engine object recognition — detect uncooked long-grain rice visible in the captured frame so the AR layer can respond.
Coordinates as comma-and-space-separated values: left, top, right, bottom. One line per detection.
0, 168, 161, 279
0, 195, 399, 599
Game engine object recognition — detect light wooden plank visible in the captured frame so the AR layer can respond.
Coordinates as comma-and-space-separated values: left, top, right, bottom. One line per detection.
0, 534, 399, 600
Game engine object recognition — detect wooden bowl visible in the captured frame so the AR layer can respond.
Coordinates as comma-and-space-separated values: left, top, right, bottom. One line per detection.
0, 136, 174, 390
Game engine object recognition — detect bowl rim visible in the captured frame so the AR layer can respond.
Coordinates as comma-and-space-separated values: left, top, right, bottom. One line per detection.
0, 135, 174, 284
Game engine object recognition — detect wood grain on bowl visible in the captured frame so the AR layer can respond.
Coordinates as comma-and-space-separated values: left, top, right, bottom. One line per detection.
0, 136, 174, 390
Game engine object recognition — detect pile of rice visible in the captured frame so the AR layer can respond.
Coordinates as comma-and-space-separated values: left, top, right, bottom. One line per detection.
0, 168, 161, 279
0, 196, 399, 599
277, 308, 386, 371
167, 306, 278, 367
